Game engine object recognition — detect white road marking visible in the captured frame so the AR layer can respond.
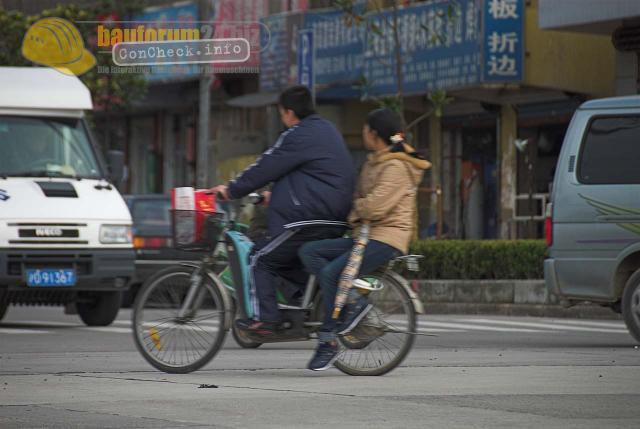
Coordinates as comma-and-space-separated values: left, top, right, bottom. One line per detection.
418, 321, 544, 333
546, 319, 626, 329
467, 318, 629, 334
4, 320, 79, 327
384, 319, 464, 333
82, 327, 132, 334
0, 328, 49, 334
416, 328, 464, 333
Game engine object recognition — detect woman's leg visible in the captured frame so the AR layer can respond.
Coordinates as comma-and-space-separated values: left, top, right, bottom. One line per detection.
317, 240, 401, 338
308, 240, 402, 370
298, 238, 354, 277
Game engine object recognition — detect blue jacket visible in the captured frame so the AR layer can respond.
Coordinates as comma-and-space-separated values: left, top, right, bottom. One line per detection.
228, 114, 355, 236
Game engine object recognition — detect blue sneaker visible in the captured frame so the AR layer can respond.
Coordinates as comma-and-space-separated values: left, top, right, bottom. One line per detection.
308, 341, 339, 371
337, 296, 373, 335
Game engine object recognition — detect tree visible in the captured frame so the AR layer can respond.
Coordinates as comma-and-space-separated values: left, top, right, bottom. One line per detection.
0, 1, 147, 119
334, 0, 456, 134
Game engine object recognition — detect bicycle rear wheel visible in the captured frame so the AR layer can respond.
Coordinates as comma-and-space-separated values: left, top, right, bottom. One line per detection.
334, 271, 416, 376
132, 266, 227, 374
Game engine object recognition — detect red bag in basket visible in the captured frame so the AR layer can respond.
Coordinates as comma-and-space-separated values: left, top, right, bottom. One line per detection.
171, 187, 216, 246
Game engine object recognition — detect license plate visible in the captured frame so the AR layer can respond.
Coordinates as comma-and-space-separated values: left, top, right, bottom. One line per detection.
26, 269, 76, 287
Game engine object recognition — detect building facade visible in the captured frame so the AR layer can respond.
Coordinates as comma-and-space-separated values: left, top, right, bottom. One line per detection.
9, 0, 624, 240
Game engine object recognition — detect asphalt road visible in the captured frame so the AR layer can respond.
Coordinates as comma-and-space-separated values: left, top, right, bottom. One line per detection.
1, 306, 639, 429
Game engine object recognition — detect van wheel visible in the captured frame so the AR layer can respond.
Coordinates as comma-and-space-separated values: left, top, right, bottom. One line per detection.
77, 291, 122, 326
622, 270, 640, 343
0, 301, 8, 321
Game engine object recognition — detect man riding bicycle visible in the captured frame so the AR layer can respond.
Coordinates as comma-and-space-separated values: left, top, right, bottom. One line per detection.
209, 85, 355, 337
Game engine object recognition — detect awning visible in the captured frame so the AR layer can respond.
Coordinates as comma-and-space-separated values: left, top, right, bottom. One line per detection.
226, 92, 279, 108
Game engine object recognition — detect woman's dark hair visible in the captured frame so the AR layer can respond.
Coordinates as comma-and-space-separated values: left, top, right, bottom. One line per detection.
279, 85, 316, 119
366, 108, 424, 158
366, 108, 403, 145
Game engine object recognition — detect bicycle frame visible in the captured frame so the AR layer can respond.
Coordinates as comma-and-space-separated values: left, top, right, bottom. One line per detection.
175, 257, 235, 331
224, 226, 320, 321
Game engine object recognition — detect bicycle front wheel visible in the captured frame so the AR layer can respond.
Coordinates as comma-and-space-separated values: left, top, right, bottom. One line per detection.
132, 266, 228, 374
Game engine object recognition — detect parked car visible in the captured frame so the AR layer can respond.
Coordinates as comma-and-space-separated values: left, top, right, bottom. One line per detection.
544, 95, 640, 342
122, 194, 206, 306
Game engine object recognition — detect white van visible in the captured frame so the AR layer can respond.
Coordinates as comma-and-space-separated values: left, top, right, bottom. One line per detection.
0, 67, 134, 326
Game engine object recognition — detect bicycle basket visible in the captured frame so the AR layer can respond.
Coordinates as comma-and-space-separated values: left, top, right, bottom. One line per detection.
171, 210, 225, 251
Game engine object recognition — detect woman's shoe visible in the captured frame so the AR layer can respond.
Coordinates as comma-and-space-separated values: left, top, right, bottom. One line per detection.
337, 296, 373, 335
308, 340, 339, 371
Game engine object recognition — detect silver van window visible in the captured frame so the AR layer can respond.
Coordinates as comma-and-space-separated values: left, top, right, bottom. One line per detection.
578, 116, 640, 185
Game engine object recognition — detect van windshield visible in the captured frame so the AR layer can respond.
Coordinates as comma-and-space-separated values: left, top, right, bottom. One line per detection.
0, 116, 102, 179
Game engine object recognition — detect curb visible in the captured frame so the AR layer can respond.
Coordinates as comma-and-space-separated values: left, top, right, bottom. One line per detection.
413, 280, 622, 319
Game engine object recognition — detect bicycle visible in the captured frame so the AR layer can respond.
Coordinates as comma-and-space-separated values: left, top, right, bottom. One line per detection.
132, 194, 425, 375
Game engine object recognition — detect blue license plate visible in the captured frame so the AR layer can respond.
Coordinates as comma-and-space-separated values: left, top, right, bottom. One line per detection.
26, 269, 76, 287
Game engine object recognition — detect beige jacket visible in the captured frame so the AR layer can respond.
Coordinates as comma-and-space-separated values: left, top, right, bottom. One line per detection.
348, 144, 431, 253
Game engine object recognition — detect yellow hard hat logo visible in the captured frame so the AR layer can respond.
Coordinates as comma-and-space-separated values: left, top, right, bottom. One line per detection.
22, 17, 96, 76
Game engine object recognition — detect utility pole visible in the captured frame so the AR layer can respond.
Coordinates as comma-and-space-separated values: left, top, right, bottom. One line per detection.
197, 0, 213, 188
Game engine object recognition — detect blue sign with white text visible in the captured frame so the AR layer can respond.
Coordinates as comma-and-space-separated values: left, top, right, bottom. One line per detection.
297, 29, 314, 89
301, 8, 365, 87
258, 0, 523, 97
482, 0, 524, 82
364, 0, 483, 96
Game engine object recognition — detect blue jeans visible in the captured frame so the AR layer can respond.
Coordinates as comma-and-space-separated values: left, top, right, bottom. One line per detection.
299, 238, 401, 335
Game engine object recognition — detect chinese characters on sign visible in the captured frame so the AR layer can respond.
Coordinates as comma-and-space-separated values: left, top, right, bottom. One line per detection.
364, 0, 482, 96
302, 8, 365, 88
483, 0, 523, 81
260, 13, 304, 92
259, 0, 523, 96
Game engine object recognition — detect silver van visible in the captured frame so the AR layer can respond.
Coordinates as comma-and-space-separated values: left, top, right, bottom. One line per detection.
545, 95, 640, 342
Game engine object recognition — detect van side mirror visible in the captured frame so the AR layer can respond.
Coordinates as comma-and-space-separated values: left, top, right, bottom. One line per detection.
107, 150, 125, 185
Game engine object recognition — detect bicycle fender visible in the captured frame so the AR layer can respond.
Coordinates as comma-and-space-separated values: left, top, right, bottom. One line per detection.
384, 270, 425, 314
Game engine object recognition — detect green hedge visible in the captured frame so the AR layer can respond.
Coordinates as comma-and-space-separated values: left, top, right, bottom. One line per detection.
406, 240, 546, 280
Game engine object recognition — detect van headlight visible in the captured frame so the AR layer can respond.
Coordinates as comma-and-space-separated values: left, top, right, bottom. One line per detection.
100, 225, 132, 244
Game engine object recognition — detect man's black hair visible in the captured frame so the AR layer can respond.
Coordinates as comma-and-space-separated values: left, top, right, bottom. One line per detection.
278, 85, 316, 120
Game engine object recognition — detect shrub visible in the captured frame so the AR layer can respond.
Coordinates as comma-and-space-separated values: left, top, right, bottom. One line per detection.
405, 240, 547, 280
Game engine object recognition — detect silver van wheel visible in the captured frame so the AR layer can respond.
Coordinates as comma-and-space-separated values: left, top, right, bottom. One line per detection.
622, 269, 640, 343
0, 301, 8, 321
